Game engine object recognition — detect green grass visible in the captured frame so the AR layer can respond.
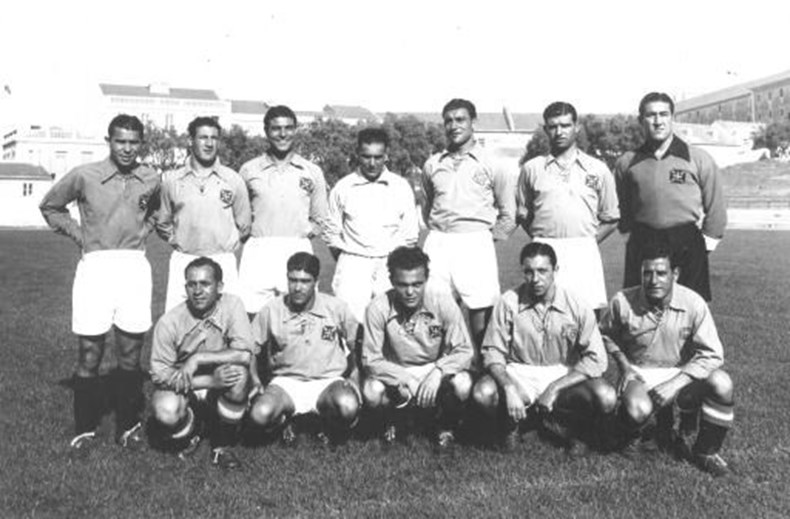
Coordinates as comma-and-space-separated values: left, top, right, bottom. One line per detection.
1, 229, 789, 518
721, 159, 790, 197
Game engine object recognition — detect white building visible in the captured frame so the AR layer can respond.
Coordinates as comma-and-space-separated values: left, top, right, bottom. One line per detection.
0, 163, 53, 227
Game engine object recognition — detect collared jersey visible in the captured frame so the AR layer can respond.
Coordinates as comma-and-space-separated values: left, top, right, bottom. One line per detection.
362, 288, 473, 387
599, 283, 723, 380
325, 169, 418, 257
517, 148, 619, 238
482, 284, 606, 378
614, 136, 726, 239
39, 157, 160, 252
240, 152, 329, 238
149, 294, 253, 389
158, 161, 251, 255
421, 142, 516, 239
252, 292, 359, 381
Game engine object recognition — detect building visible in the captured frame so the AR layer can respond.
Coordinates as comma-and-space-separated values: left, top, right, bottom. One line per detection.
673, 121, 768, 167
323, 105, 380, 125
0, 163, 53, 227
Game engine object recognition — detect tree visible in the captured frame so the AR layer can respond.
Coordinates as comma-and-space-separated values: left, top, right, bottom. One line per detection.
297, 118, 357, 187
753, 121, 790, 157
381, 113, 446, 175
219, 125, 266, 171
140, 122, 188, 172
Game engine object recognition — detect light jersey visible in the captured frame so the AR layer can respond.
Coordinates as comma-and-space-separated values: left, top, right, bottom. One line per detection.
149, 294, 253, 389
39, 157, 160, 252
362, 287, 474, 387
599, 283, 724, 380
252, 292, 359, 381
158, 162, 251, 255
481, 284, 606, 378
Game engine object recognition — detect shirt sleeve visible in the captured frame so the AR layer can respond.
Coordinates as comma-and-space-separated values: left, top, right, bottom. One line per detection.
339, 300, 361, 356
39, 168, 84, 248
434, 297, 474, 375
681, 300, 724, 379
361, 301, 413, 386
420, 162, 435, 227
323, 182, 344, 249
231, 174, 252, 241
515, 163, 532, 233
396, 180, 419, 247
613, 154, 633, 234
154, 176, 175, 245
225, 297, 254, 352
491, 162, 517, 241
251, 307, 271, 356
481, 295, 511, 368
309, 167, 330, 239
596, 163, 620, 223
572, 304, 607, 378
598, 294, 625, 355
149, 319, 179, 389
694, 148, 727, 240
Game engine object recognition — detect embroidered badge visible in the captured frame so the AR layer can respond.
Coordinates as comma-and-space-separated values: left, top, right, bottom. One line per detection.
321, 325, 337, 341
472, 170, 489, 187
669, 169, 688, 184
584, 174, 599, 189
219, 188, 233, 205
299, 177, 315, 194
428, 325, 443, 339
561, 324, 578, 342
138, 192, 151, 211
401, 320, 416, 336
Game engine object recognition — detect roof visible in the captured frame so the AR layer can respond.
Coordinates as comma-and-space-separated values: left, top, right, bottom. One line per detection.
99, 83, 220, 101
230, 100, 269, 114
323, 105, 378, 121
676, 68, 790, 113
0, 162, 52, 180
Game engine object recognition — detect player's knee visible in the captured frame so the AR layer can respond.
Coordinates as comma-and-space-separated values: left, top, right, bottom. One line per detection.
217, 395, 247, 424
621, 393, 653, 426
249, 398, 279, 428
362, 378, 387, 408
472, 377, 499, 412
152, 394, 183, 428
706, 369, 733, 402
450, 371, 473, 402
331, 387, 360, 423
590, 379, 617, 414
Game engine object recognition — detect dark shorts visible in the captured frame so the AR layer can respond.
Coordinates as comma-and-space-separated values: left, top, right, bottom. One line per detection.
624, 223, 711, 301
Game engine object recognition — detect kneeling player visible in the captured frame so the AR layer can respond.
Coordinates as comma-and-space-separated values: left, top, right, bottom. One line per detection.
472, 242, 615, 454
249, 252, 361, 445
600, 243, 734, 476
362, 247, 474, 449
150, 257, 253, 470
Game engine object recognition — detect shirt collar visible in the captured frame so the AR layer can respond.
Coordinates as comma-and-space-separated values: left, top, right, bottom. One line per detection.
259, 151, 306, 171
179, 158, 229, 180
545, 147, 592, 172
349, 168, 393, 186
516, 283, 569, 314
282, 292, 329, 321
385, 291, 436, 322
439, 140, 484, 162
99, 157, 144, 184
634, 135, 691, 164
180, 296, 227, 333
635, 286, 686, 314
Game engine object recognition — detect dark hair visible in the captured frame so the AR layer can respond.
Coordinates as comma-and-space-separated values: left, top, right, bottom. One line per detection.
442, 98, 477, 120
387, 246, 430, 277
185, 256, 223, 282
287, 252, 320, 279
187, 116, 221, 138
639, 241, 675, 269
543, 101, 577, 123
519, 242, 557, 267
357, 127, 390, 149
264, 105, 297, 129
638, 92, 675, 116
107, 114, 144, 139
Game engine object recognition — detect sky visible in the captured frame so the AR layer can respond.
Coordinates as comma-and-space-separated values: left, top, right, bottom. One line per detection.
1, 0, 789, 128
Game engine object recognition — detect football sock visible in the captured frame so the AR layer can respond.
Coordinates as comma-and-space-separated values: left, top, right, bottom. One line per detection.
112, 368, 144, 433
73, 375, 104, 435
694, 399, 734, 455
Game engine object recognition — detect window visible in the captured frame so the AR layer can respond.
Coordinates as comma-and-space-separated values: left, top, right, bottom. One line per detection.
22, 182, 33, 196
165, 113, 174, 128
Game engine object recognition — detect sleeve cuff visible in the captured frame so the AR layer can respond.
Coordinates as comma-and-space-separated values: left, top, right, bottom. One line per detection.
703, 234, 720, 252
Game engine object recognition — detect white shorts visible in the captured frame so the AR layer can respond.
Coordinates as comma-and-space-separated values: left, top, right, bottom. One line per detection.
72, 250, 152, 335
238, 237, 312, 314
532, 236, 607, 310
165, 250, 240, 313
632, 366, 681, 390
269, 376, 348, 415
331, 253, 390, 322
506, 364, 570, 404
423, 230, 500, 309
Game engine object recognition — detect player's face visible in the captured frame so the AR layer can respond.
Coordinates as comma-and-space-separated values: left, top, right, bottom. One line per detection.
521, 254, 556, 300
358, 141, 388, 181
640, 101, 674, 143
190, 125, 219, 166
287, 269, 317, 309
185, 265, 223, 316
391, 266, 427, 311
641, 257, 678, 305
107, 128, 142, 171
544, 113, 579, 153
443, 108, 474, 150
265, 116, 297, 155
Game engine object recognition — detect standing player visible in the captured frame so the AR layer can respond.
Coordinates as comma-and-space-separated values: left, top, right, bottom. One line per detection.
600, 243, 734, 476
239, 105, 329, 315
39, 114, 160, 456
614, 92, 726, 301
325, 128, 419, 322
362, 247, 474, 449
249, 252, 361, 445
158, 117, 251, 312
421, 98, 517, 353
472, 242, 615, 453
517, 102, 619, 314
150, 257, 252, 470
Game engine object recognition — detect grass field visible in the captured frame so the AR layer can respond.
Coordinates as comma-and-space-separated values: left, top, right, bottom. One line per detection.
1, 229, 789, 518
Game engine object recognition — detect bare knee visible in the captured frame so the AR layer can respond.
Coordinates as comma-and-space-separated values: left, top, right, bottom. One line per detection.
621, 392, 653, 425
328, 385, 360, 423
589, 379, 617, 414
472, 376, 499, 412
152, 391, 185, 428
76, 335, 105, 377
706, 369, 733, 401
363, 378, 387, 409
450, 371, 473, 402
249, 397, 283, 428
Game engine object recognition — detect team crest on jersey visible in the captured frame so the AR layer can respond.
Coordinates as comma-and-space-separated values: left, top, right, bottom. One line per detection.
219, 188, 233, 205
299, 177, 315, 194
428, 325, 442, 339
669, 169, 688, 184
561, 324, 578, 342
584, 174, 599, 189
472, 170, 489, 187
321, 325, 337, 341
138, 192, 151, 211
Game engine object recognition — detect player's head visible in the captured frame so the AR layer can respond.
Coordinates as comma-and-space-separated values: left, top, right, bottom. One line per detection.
639, 241, 679, 305
519, 242, 558, 300
264, 105, 298, 157
184, 257, 224, 316
106, 114, 144, 171
542, 101, 580, 153
357, 127, 390, 181
442, 98, 476, 151
638, 92, 675, 144
387, 246, 430, 311
187, 116, 221, 167
286, 252, 320, 310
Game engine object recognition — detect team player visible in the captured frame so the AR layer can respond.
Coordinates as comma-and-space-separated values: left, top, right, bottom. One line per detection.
249, 252, 361, 445
517, 102, 619, 314
362, 247, 474, 449
600, 242, 734, 476
325, 128, 419, 322
39, 114, 160, 456
158, 117, 251, 312
421, 98, 517, 353
149, 258, 253, 470
239, 105, 329, 315
614, 92, 726, 301
472, 242, 615, 453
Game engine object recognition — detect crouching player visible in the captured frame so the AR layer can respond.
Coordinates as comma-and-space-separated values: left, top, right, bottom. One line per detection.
472, 242, 615, 454
150, 257, 252, 470
249, 252, 361, 445
362, 247, 474, 450
600, 243, 734, 476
